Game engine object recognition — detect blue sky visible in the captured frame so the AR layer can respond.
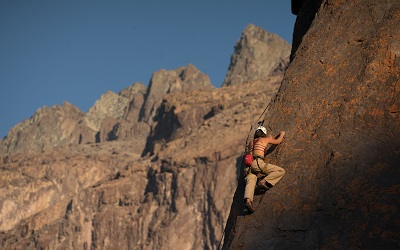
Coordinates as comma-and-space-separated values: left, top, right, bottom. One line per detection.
0, 1, 296, 139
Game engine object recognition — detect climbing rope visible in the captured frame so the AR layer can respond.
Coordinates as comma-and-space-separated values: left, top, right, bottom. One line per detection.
217, 99, 275, 250
245, 98, 274, 151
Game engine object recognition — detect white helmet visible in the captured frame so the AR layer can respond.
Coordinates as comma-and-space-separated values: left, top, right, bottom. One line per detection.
256, 126, 267, 135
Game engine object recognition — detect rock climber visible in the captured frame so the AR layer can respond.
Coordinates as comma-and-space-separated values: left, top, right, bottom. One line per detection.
244, 125, 286, 213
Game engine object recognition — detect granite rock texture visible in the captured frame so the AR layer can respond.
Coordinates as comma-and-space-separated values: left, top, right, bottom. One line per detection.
2, 102, 96, 154
0, 77, 282, 250
140, 64, 214, 124
222, 24, 291, 86
85, 91, 130, 131
223, 0, 400, 249
0, 24, 289, 249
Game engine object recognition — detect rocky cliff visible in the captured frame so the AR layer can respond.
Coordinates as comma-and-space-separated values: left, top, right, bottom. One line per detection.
1, 64, 212, 155
140, 64, 214, 124
0, 25, 287, 249
2, 102, 97, 154
223, 0, 400, 249
0, 77, 282, 249
222, 24, 291, 86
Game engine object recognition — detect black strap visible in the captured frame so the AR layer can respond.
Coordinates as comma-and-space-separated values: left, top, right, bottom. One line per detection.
255, 157, 267, 176
253, 155, 264, 161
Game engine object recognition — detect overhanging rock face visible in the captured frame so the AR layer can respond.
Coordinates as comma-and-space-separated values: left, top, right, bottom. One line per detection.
224, 0, 400, 249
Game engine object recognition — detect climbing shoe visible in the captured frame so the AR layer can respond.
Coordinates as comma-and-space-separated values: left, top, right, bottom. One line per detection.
256, 180, 270, 191
245, 199, 255, 213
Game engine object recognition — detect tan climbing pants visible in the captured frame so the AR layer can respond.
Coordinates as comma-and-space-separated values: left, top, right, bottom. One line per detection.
244, 158, 285, 202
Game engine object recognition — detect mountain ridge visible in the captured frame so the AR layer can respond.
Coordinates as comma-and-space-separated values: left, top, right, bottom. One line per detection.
0, 24, 290, 249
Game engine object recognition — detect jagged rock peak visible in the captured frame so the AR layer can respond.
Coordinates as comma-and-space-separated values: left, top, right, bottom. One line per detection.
243, 24, 284, 43
0, 75, 283, 249
0, 22, 287, 248
118, 82, 147, 98
222, 24, 291, 86
150, 64, 213, 93
140, 64, 214, 123
90, 81, 150, 144
3, 101, 95, 154
85, 91, 130, 131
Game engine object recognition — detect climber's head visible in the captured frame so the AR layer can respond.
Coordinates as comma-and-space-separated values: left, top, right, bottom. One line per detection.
256, 126, 267, 135
254, 126, 267, 138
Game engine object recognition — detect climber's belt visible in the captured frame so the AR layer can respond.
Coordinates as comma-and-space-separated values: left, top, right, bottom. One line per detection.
253, 155, 264, 161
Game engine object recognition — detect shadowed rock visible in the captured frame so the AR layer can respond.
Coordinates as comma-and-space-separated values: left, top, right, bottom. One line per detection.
140, 64, 214, 124
0, 77, 282, 249
223, 0, 400, 249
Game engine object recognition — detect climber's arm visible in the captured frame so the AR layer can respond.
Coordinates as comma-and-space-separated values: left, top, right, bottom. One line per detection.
267, 131, 285, 145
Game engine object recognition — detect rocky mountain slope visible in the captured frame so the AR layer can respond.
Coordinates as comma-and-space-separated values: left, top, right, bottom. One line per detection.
0, 25, 290, 249
223, 0, 400, 249
222, 24, 291, 87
